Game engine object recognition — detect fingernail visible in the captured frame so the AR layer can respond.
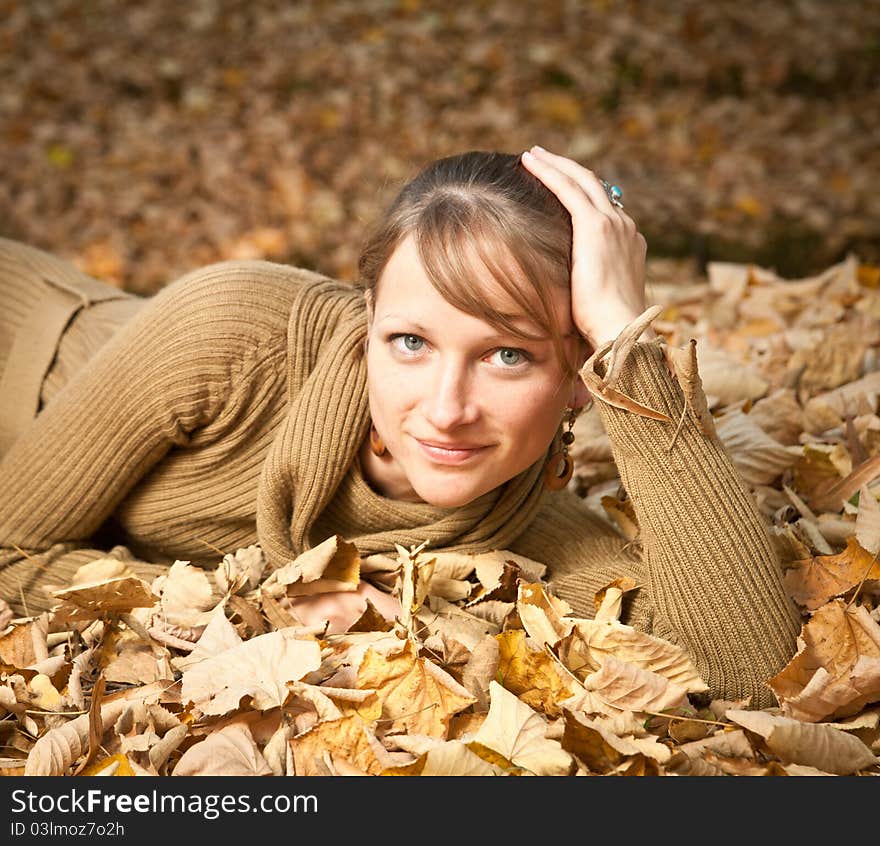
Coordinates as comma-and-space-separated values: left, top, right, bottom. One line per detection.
522, 150, 535, 161
532, 145, 546, 153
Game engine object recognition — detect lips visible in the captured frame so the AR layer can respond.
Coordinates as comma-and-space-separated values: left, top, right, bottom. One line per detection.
417, 439, 485, 450
413, 436, 491, 465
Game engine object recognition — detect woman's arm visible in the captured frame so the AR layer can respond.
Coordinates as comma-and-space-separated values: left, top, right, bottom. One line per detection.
520, 146, 800, 706
587, 340, 801, 706
0, 262, 288, 614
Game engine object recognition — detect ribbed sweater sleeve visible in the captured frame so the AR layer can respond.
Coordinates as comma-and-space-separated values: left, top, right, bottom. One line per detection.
0, 263, 291, 612
580, 341, 802, 706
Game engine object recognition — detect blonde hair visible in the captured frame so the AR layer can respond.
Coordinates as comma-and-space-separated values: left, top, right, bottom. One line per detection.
357, 151, 585, 378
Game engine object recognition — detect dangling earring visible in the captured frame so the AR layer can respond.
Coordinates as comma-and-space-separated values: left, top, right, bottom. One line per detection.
544, 407, 577, 491
369, 422, 387, 457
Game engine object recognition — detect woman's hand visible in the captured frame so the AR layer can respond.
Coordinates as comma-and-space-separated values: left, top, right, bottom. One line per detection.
281, 580, 401, 634
520, 145, 649, 350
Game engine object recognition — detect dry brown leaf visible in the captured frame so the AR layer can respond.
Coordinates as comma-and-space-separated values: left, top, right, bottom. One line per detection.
561, 708, 668, 774
103, 633, 166, 685
180, 628, 322, 716
570, 617, 708, 694
810, 454, 880, 513
516, 582, 574, 648
385, 740, 506, 776
290, 714, 386, 776
769, 599, 880, 722
151, 561, 215, 628
355, 639, 475, 738
593, 578, 639, 622
172, 722, 272, 776
583, 655, 690, 713
461, 635, 500, 712
215, 544, 266, 595
714, 409, 800, 485
471, 680, 573, 776
51, 576, 157, 622
857, 485, 880, 556
691, 342, 769, 408
599, 496, 640, 541
0, 613, 49, 668
263, 535, 360, 597
727, 709, 878, 774
171, 604, 243, 672
24, 684, 158, 776
664, 339, 718, 437
783, 537, 880, 611
72, 557, 135, 585
495, 629, 574, 717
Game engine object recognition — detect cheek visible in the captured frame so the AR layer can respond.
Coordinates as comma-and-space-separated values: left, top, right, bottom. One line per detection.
485, 376, 568, 441
366, 354, 415, 423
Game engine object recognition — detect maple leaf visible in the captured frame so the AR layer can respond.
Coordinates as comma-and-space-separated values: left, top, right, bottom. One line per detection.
783, 537, 880, 611
471, 681, 574, 776
180, 628, 322, 716
289, 714, 388, 776
495, 629, 574, 717
355, 639, 475, 738
769, 599, 880, 722
173, 722, 272, 776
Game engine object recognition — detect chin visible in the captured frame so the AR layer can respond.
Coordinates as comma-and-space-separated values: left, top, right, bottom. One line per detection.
411, 477, 492, 509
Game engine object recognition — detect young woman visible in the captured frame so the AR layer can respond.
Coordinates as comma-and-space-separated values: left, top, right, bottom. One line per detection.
0, 147, 801, 706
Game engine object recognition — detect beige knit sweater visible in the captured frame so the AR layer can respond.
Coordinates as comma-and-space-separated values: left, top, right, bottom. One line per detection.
0, 247, 801, 706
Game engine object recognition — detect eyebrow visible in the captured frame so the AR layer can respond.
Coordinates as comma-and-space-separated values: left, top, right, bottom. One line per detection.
376, 315, 555, 344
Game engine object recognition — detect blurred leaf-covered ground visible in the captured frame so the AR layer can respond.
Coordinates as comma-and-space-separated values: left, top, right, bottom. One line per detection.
1, 0, 878, 295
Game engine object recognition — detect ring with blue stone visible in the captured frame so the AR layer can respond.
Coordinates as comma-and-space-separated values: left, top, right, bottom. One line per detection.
599, 179, 624, 209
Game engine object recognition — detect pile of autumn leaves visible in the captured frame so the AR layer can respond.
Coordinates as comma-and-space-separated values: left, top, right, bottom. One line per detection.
3, 257, 880, 777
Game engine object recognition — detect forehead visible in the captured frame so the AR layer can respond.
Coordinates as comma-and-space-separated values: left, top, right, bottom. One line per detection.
376, 234, 571, 329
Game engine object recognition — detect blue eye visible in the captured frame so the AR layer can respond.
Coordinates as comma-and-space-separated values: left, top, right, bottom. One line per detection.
390, 333, 425, 354
498, 347, 523, 366
491, 347, 528, 367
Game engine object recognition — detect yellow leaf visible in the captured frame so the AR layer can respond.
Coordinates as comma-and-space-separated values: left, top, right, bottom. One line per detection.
356, 640, 475, 738
733, 194, 764, 218
533, 92, 583, 126
769, 599, 880, 722
46, 144, 74, 168
495, 630, 573, 717
28, 674, 62, 711
290, 714, 385, 776
561, 709, 666, 774
80, 753, 135, 777
857, 264, 880, 289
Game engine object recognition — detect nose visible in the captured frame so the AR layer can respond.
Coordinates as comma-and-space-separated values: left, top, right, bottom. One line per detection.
421, 357, 480, 431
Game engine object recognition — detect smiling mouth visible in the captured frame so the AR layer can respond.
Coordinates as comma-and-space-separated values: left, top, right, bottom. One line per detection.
414, 438, 491, 464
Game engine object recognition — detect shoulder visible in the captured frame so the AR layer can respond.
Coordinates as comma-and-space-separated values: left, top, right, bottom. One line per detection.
145, 260, 354, 345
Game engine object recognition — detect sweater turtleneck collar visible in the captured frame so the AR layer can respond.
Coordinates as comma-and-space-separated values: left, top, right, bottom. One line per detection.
256, 277, 551, 572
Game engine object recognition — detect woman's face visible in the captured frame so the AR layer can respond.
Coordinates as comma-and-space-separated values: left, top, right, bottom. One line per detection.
364, 234, 581, 508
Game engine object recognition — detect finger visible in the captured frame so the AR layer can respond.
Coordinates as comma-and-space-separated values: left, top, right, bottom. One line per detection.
521, 150, 608, 221
528, 146, 618, 216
